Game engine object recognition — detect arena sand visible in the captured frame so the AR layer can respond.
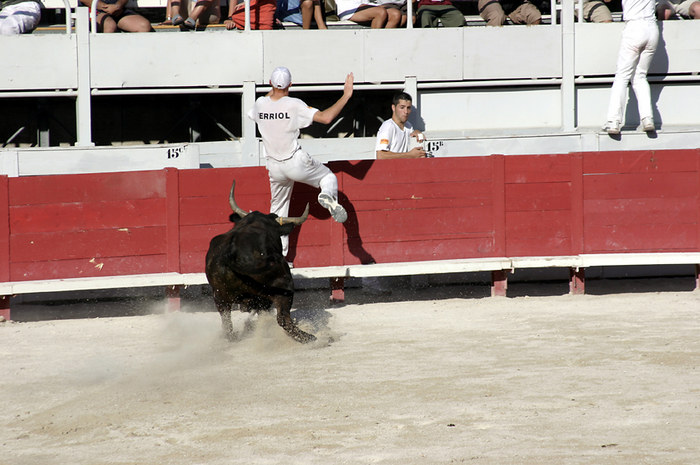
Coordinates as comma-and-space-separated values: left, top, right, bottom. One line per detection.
2, 281, 700, 465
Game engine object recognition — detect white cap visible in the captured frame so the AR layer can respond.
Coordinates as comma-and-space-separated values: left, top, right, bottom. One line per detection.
270, 66, 292, 89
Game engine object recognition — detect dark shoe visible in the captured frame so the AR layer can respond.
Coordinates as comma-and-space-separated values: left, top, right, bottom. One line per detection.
172, 14, 184, 26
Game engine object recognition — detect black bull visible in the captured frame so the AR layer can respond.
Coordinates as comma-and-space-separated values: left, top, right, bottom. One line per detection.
205, 181, 316, 343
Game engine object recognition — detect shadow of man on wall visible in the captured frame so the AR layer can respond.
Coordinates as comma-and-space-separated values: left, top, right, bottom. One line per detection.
285, 159, 377, 265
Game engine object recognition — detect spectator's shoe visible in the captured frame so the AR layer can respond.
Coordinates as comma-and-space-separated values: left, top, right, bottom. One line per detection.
641, 117, 655, 132
318, 193, 348, 223
603, 120, 621, 135
182, 17, 196, 30
172, 15, 184, 26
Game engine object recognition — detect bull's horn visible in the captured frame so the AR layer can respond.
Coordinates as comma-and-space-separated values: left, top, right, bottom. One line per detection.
277, 203, 310, 226
228, 180, 249, 217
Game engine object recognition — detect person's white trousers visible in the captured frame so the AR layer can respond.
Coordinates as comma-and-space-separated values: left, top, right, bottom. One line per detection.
606, 19, 659, 124
0, 1, 41, 35
266, 150, 338, 257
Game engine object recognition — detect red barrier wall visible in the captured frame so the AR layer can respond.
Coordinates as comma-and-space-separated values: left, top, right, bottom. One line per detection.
2, 149, 699, 284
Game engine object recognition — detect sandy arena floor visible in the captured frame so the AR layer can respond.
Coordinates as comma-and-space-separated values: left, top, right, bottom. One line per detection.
2, 279, 700, 465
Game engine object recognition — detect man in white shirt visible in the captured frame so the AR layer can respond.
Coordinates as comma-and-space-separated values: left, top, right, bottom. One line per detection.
375, 92, 426, 159
248, 66, 354, 258
602, 0, 659, 135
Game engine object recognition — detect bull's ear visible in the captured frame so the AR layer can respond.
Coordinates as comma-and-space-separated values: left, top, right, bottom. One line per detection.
278, 223, 296, 236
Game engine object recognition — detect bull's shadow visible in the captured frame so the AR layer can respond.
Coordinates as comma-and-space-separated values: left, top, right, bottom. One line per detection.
286, 160, 376, 266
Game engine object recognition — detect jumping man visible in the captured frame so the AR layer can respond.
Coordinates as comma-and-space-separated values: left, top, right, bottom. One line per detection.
248, 66, 354, 259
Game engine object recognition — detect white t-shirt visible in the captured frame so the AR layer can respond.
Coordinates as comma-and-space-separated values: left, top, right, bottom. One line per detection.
622, 0, 655, 21
248, 96, 319, 161
375, 118, 414, 155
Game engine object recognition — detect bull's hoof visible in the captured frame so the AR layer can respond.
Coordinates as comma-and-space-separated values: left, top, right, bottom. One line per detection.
291, 330, 316, 344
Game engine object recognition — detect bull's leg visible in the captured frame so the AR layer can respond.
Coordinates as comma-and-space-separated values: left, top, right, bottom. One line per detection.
214, 295, 236, 342
273, 295, 316, 344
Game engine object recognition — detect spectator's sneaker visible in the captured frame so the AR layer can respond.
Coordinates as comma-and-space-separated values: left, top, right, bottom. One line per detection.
603, 120, 621, 135
318, 193, 347, 223
641, 117, 655, 132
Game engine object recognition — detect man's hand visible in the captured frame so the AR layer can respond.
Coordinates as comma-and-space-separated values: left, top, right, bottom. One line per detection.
407, 146, 427, 158
343, 73, 354, 99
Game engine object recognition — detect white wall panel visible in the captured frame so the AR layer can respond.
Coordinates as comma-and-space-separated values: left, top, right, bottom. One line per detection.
463, 26, 562, 80
420, 88, 562, 133
90, 31, 264, 88
0, 35, 77, 90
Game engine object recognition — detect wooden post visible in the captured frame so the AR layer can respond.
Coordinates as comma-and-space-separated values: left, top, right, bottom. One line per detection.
330, 277, 345, 303
166, 285, 181, 312
491, 270, 508, 297
569, 267, 585, 295
0, 295, 10, 321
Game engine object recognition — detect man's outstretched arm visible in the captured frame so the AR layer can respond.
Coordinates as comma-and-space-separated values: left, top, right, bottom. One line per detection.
313, 73, 354, 125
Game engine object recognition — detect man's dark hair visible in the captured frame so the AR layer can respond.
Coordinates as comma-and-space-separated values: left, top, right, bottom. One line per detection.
392, 92, 412, 106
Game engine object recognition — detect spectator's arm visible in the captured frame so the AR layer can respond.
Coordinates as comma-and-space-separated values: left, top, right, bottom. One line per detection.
376, 147, 426, 159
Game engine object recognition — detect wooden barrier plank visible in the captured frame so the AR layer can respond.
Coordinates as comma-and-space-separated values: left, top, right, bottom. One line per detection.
11, 255, 167, 281
11, 227, 167, 262
506, 210, 573, 257
505, 182, 572, 212
583, 223, 697, 253
505, 153, 573, 183
584, 197, 697, 226
0, 176, 9, 284
584, 172, 697, 200
9, 198, 167, 234
583, 149, 699, 174
9, 170, 167, 205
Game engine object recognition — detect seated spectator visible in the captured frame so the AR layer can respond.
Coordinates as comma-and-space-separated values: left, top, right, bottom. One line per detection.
577, 0, 612, 22
81, 0, 154, 32
656, 0, 700, 19
276, 0, 328, 28
374, 0, 408, 27
0, 0, 41, 34
477, 0, 541, 25
334, 0, 400, 27
225, 0, 276, 29
416, 0, 465, 27
376, 92, 426, 159
169, 0, 221, 29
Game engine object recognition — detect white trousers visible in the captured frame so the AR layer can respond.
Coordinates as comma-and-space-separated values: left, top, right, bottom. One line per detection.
0, 1, 41, 35
606, 19, 659, 123
266, 150, 338, 256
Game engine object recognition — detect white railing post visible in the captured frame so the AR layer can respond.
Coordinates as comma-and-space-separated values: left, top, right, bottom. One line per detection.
561, 0, 575, 131
75, 6, 94, 146
406, 0, 413, 29
244, 0, 251, 31
90, 0, 98, 32
62, 0, 72, 34
241, 81, 258, 163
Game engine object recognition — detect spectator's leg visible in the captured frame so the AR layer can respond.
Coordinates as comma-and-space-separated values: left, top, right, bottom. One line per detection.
631, 24, 658, 121
508, 1, 540, 25
477, 0, 506, 26
689, 0, 700, 18
118, 13, 155, 32
0, 2, 41, 35
384, 6, 403, 27
188, 0, 219, 24
655, 0, 676, 19
606, 23, 640, 124
313, 0, 328, 28
440, 6, 466, 26
582, 0, 612, 22
96, 12, 119, 32
170, 0, 184, 24
348, 6, 388, 28
301, 0, 314, 28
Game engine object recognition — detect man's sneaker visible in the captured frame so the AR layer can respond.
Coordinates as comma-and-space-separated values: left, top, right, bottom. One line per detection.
318, 193, 347, 223
641, 116, 655, 132
603, 120, 621, 135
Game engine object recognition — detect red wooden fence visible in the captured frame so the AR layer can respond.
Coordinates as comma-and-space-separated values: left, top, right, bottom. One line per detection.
1, 149, 699, 288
